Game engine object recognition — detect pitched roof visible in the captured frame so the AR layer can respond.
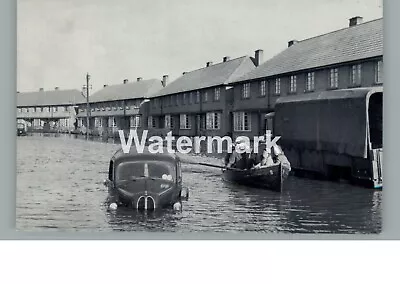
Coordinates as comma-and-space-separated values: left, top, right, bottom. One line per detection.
153, 56, 256, 97
16, 89, 84, 107
233, 18, 383, 83
88, 79, 163, 103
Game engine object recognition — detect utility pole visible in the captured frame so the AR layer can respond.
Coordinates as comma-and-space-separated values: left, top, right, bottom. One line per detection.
82, 73, 92, 140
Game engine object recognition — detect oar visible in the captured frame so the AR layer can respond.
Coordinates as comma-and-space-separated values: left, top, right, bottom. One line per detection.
184, 161, 247, 172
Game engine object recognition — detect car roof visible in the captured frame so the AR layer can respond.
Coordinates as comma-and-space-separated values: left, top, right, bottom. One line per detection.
111, 147, 180, 164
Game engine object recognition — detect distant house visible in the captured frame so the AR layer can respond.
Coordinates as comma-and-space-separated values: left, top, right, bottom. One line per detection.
16, 87, 83, 132
76, 77, 164, 136
147, 51, 262, 138
229, 16, 383, 138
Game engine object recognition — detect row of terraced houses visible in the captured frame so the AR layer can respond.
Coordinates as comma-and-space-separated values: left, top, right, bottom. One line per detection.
17, 16, 383, 140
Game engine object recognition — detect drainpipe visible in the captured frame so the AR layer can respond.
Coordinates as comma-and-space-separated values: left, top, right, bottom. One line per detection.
198, 91, 203, 137
267, 80, 271, 110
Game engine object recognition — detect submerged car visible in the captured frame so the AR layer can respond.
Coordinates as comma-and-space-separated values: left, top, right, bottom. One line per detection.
104, 147, 184, 211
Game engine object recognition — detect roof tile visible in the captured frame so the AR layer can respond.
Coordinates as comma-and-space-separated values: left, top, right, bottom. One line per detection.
233, 18, 383, 83
88, 79, 163, 103
17, 89, 83, 107
153, 56, 255, 97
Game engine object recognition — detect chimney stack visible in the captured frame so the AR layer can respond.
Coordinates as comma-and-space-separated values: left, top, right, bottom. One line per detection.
349, 16, 363, 27
206, 61, 213, 67
223, 56, 231, 62
254, 49, 264, 67
162, 75, 168, 87
123, 79, 128, 84
54, 87, 59, 90
137, 77, 143, 82
39, 88, 44, 91
103, 84, 108, 88
288, 40, 298, 47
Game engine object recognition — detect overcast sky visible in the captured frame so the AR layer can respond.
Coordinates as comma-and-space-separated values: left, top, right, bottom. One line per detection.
17, 0, 383, 93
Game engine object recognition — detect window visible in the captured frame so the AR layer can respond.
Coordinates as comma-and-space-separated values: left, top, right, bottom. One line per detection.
306, 72, 315, 91
116, 161, 175, 181
329, 68, 339, 88
95, 117, 103, 128
199, 115, 206, 130
175, 95, 179, 106
183, 93, 187, 104
180, 114, 191, 129
242, 83, 250, 98
165, 115, 170, 128
108, 117, 116, 128
290, 76, 297, 93
17, 108, 21, 113
196, 91, 200, 103
31, 107, 36, 113
147, 116, 156, 128
78, 119, 83, 127
203, 92, 208, 102
165, 115, 174, 129
206, 112, 221, 130
54, 106, 58, 112
350, 64, 362, 85
214, 88, 221, 101
275, 78, 281, 94
233, 112, 251, 131
260, 81, 266, 96
375, 60, 383, 84
130, 115, 141, 128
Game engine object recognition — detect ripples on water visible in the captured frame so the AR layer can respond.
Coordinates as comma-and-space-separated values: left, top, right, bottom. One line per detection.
16, 134, 382, 234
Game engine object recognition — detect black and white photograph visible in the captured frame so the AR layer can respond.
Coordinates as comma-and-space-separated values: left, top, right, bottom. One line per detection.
16, 0, 383, 234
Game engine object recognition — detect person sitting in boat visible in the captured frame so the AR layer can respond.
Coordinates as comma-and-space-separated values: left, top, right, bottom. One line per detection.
225, 139, 252, 170
252, 142, 291, 179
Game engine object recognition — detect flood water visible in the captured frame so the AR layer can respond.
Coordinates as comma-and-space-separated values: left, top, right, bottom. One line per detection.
16, 134, 382, 233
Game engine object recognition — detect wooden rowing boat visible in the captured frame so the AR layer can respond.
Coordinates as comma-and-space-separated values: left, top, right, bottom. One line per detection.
222, 162, 284, 192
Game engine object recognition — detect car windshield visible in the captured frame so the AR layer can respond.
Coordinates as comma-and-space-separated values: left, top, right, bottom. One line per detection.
116, 160, 175, 181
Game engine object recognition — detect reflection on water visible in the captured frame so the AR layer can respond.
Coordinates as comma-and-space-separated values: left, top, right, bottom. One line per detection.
16, 134, 382, 233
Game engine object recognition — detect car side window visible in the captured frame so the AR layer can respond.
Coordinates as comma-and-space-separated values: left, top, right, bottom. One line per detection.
108, 161, 114, 181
